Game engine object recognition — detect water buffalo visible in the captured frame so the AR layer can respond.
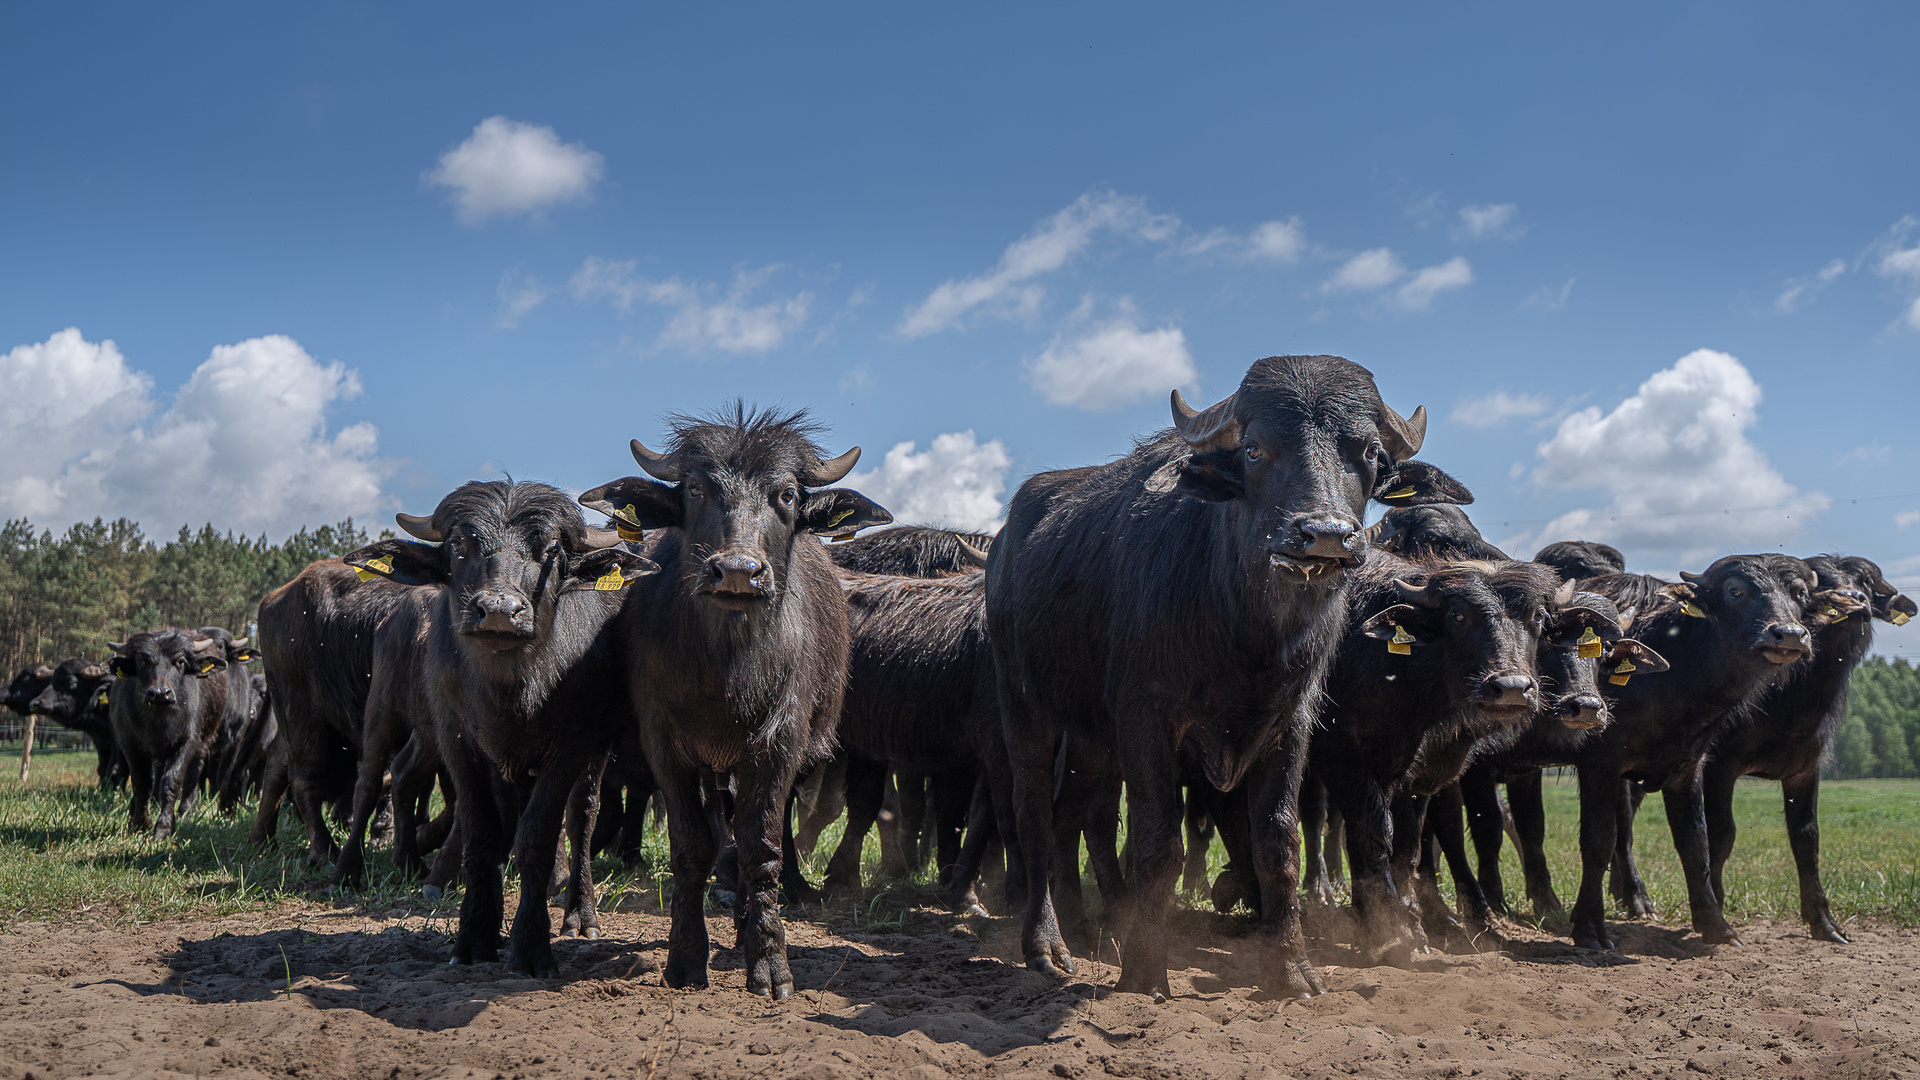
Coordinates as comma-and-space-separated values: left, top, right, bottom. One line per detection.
579, 406, 890, 998
1698, 555, 1914, 943
1569, 554, 1819, 950
825, 524, 992, 576
107, 629, 232, 838
192, 627, 259, 815
28, 658, 123, 789
1534, 540, 1627, 583
257, 560, 418, 863
346, 480, 656, 976
983, 354, 1468, 999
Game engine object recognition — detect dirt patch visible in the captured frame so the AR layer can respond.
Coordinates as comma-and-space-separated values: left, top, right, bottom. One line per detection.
1, 901, 1915, 1079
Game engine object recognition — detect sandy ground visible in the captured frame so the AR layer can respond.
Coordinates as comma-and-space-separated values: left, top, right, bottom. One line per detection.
1, 896, 1914, 1080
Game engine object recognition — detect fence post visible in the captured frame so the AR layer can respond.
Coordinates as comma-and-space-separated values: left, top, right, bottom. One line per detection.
17, 714, 35, 781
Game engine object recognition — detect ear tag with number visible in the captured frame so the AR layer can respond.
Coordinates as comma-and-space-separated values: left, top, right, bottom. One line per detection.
1576, 627, 1603, 658
1382, 486, 1418, 500
1680, 600, 1706, 618
614, 505, 646, 542
593, 565, 627, 591
354, 555, 394, 583
1610, 657, 1637, 685
1387, 624, 1416, 656
828, 507, 856, 529
1894, 610, 1912, 626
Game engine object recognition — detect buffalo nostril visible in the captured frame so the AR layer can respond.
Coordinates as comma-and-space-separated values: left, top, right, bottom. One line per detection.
1297, 520, 1358, 559
1485, 675, 1534, 704
1771, 623, 1809, 645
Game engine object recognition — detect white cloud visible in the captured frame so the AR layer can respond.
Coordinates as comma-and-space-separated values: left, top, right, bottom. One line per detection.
0, 329, 385, 536
843, 431, 1011, 534
1451, 390, 1552, 430
1458, 203, 1521, 240
1322, 248, 1406, 294
496, 270, 549, 328
1026, 299, 1198, 411
1774, 259, 1847, 313
899, 192, 1177, 337
1868, 215, 1920, 329
1522, 348, 1828, 562
425, 116, 604, 226
571, 259, 813, 355
1392, 256, 1473, 311
1524, 278, 1576, 310
1184, 217, 1307, 264
1896, 510, 1920, 531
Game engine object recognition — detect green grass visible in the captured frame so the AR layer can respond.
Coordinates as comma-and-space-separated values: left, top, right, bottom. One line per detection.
4, 749, 1915, 932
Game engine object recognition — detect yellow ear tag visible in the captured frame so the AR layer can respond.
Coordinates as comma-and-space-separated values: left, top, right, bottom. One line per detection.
1893, 610, 1912, 626
1383, 486, 1418, 500
354, 555, 394, 583
593, 566, 626, 591
1387, 624, 1415, 656
827, 508, 856, 529
1680, 600, 1706, 618
1576, 627, 1603, 658
1820, 605, 1843, 623
198, 660, 217, 674
1610, 657, 1637, 685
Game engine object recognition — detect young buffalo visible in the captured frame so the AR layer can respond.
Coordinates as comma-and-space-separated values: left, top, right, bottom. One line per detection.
1699, 555, 1914, 942
580, 406, 890, 999
28, 658, 123, 789
346, 480, 656, 976
1570, 554, 1820, 951
108, 630, 232, 838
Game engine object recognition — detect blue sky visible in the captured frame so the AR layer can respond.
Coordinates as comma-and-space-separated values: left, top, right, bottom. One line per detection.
4, 4, 1919, 654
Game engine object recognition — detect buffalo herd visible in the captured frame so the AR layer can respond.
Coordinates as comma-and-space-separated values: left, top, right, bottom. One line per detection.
8, 355, 1914, 1003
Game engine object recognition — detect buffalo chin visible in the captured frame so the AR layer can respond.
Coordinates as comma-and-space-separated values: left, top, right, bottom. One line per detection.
1269, 553, 1348, 588
702, 589, 768, 611
1759, 646, 1808, 666
460, 628, 537, 653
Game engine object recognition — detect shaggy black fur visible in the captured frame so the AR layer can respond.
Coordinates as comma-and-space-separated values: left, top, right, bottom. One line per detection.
107, 629, 231, 838
27, 657, 123, 789
1534, 540, 1627, 582
826, 525, 993, 576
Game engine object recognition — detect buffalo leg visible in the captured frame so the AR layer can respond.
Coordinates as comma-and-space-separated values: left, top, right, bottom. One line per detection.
1389, 793, 1442, 950
505, 748, 592, 977
1048, 744, 1107, 954
390, 736, 442, 878
1661, 771, 1741, 945
1181, 783, 1214, 899
1245, 747, 1324, 998
446, 743, 508, 966
1461, 765, 1511, 917
1506, 770, 1563, 919
336, 718, 407, 889
559, 753, 609, 940
1611, 781, 1655, 916
1083, 771, 1125, 906
1570, 756, 1622, 951
1702, 758, 1739, 910
930, 766, 973, 887
250, 750, 288, 847
1299, 776, 1334, 906
151, 748, 200, 840
732, 748, 804, 998
125, 745, 155, 835
1110, 731, 1182, 1000
1781, 773, 1847, 943
1429, 784, 1498, 939
654, 759, 717, 989
948, 778, 995, 914
1000, 692, 1071, 977
825, 752, 887, 893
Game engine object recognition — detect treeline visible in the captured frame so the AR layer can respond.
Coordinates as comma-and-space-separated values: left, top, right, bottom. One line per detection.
0, 516, 379, 675
1828, 656, 1920, 780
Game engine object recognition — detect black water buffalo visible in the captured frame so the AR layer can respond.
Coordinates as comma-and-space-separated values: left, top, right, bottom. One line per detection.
257, 561, 417, 863
107, 629, 231, 838
984, 355, 1468, 999
1698, 555, 1914, 943
1370, 505, 1508, 562
1533, 540, 1627, 583
192, 627, 259, 815
5, 664, 55, 720
346, 480, 656, 976
825, 524, 991, 576
1569, 555, 1819, 950
28, 658, 123, 789
215, 672, 275, 812
580, 406, 890, 998
335, 585, 441, 888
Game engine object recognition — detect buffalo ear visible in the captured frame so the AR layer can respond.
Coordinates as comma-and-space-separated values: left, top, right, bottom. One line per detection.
229, 646, 259, 665
1175, 448, 1246, 503
343, 539, 446, 587
561, 547, 660, 593
108, 656, 135, 679
1373, 460, 1473, 507
80, 663, 109, 680
580, 477, 683, 532
800, 489, 892, 538
1609, 638, 1670, 673
1360, 604, 1434, 640
1877, 592, 1918, 626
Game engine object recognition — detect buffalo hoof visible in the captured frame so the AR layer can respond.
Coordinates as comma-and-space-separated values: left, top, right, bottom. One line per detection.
664, 961, 709, 990
1623, 893, 1656, 919
1025, 944, 1075, 978
561, 909, 601, 939
421, 884, 443, 901
1210, 869, 1253, 914
506, 945, 559, 979
1695, 917, 1742, 947
1114, 968, 1172, 1003
1571, 918, 1614, 952
1260, 956, 1326, 1000
1808, 913, 1850, 944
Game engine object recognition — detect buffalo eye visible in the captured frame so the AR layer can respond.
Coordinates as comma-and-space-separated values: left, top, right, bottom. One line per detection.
777, 487, 797, 509
1452, 611, 1467, 625
1244, 441, 1263, 462
1727, 584, 1746, 601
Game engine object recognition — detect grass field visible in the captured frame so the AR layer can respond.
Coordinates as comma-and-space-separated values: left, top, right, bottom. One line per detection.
2, 748, 1915, 932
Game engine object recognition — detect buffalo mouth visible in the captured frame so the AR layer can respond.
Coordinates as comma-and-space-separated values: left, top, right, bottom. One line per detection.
700, 586, 768, 609
1759, 645, 1808, 666
460, 626, 537, 652
1268, 552, 1350, 586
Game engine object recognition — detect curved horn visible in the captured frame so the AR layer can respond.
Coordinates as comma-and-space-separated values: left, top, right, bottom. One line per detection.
1553, 579, 1577, 607
229, 637, 249, 650
1616, 605, 1638, 634
956, 539, 990, 570
1392, 577, 1440, 608
107, 641, 127, 654
1170, 389, 1242, 450
805, 446, 862, 487
630, 439, 683, 483
396, 512, 442, 542
580, 527, 625, 550
1380, 402, 1428, 460
1679, 570, 1707, 584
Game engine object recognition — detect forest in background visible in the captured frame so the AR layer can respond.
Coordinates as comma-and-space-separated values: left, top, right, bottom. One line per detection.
2, 515, 1917, 779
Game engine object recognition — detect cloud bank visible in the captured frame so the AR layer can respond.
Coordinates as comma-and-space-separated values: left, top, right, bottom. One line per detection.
1521, 348, 1826, 562
0, 329, 386, 537
843, 431, 1011, 533
572, 259, 813, 354
426, 116, 604, 225
1026, 299, 1198, 411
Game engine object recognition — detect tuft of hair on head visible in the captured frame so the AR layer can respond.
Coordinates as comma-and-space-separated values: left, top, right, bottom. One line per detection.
662, 401, 837, 480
